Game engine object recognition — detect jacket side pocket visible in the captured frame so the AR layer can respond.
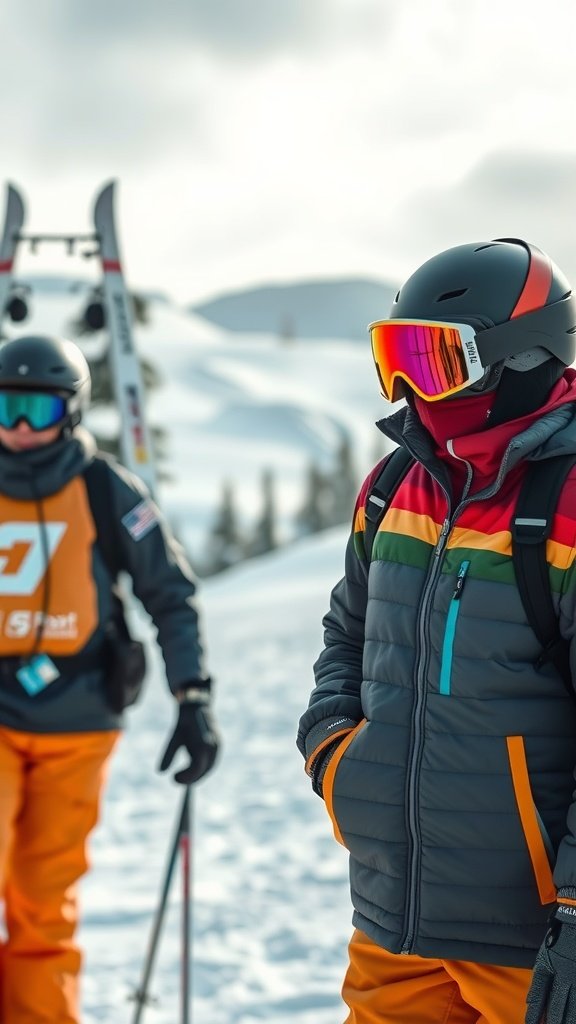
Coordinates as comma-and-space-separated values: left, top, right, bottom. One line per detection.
103, 618, 147, 714
323, 718, 367, 847
506, 735, 556, 905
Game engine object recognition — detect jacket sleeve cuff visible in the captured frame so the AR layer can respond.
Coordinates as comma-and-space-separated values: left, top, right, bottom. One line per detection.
557, 886, 576, 904
172, 677, 212, 698
303, 716, 359, 766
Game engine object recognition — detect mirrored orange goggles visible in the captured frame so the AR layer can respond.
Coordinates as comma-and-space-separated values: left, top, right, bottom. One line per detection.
368, 319, 486, 402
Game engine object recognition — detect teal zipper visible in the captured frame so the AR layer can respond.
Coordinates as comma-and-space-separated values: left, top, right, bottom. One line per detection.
439, 560, 470, 696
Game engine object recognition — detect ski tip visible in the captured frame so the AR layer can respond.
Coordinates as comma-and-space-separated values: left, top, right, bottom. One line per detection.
94, 179, 117, 199
3, 182, 25, 219
93, 181, 117, 221
96, 179, 118, 196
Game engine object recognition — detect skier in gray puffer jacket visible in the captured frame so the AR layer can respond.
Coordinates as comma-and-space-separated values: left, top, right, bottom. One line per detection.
298, 238, 576, 1024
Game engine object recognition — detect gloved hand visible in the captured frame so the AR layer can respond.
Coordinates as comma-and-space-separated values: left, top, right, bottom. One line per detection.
159, 685, 220, 785
310, 738, 343, 798
526, 905, 576, 1023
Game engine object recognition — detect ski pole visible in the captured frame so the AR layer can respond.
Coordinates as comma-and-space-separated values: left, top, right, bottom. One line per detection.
130, 786, 191, 1023
180, 786, 192, 1024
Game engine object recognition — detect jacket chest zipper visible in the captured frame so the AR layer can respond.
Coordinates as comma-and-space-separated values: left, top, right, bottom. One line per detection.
401, 513, 451, 954
400, 443, 517, 954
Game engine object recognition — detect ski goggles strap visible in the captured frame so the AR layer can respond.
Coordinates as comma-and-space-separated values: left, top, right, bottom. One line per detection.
369, 319, 486, 402
0, 391, 68, 430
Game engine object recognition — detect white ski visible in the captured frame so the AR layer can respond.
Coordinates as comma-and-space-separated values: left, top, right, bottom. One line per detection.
0, 184, 25, 331
93, 181, 157, 497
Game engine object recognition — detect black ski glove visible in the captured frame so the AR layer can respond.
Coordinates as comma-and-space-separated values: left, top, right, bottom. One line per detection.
159, 685, 220, 785
310, 738, 343, 798
526, 904, 576, 1024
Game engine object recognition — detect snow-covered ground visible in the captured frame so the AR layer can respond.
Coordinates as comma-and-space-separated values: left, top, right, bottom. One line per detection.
81, 529, 354, 1023
3, 278, 393, 1022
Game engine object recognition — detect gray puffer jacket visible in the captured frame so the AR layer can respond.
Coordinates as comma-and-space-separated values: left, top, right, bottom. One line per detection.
298, 381, 576, 968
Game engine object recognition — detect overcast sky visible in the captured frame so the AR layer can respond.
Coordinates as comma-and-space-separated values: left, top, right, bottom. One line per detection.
2, 0, 575, 305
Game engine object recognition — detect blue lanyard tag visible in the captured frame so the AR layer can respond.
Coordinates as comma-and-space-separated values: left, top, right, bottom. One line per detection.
16, 655, 60, 696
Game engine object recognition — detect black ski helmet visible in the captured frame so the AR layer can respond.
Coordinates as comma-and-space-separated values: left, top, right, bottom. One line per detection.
391, 239, 575, 363
389, 238, 576, 421
0, 335, 91, 428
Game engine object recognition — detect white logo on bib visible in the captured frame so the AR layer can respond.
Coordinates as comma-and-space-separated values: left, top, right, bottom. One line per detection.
0, 522, 67, 595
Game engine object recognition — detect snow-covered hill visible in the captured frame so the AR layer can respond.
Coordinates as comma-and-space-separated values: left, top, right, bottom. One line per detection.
191, 276, 398, 341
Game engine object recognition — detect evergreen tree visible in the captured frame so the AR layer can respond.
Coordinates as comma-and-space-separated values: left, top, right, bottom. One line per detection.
246, 468, 278, 557
295, 460, 331, 537
326, 434, 358, 526
201, 480, 245, 576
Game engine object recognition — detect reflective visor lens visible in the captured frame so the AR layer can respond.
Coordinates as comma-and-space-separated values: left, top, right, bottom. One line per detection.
369, 319, 485, 402
0, 391, 67, 430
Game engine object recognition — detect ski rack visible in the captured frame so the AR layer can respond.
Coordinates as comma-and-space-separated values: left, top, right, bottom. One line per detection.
0, 181, 157, 497
16, 233, 99, 257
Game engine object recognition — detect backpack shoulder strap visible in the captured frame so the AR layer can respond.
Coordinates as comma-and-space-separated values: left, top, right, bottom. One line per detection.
363, 447, 415, 561
83, 455, 121, 580
511, 454, 576, 696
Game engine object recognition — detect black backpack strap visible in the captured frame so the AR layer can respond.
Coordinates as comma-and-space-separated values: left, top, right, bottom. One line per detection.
364, 447, 415, 561
511, 454, 576, 697
83, 456, 122, 580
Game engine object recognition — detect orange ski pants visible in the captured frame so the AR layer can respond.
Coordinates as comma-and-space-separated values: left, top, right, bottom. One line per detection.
342, 929, 534, 1024
0, 725, 120, 1024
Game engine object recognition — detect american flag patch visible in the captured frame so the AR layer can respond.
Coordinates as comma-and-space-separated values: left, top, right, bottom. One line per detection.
121, 499, 158, 541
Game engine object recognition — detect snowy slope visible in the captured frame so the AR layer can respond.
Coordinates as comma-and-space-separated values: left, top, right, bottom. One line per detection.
81, 529, 354, 1024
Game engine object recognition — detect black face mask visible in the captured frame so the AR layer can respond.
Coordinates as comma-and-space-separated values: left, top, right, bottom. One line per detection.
486, 358, 566, 428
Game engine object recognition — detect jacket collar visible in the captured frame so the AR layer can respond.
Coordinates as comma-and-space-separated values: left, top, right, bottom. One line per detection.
377, 371, 576, 499
0, 427, 96, 500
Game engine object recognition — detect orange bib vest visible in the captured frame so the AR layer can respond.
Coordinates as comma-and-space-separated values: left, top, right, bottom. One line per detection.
0, 477, 98, 656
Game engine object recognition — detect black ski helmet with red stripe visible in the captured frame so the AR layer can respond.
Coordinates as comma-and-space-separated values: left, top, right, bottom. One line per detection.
390, 238, 576, 366
389, 238, 576, 421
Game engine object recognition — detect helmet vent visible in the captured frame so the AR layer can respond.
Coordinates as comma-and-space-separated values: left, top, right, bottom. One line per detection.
473, 244, 496, 253
436, 288, 469, 302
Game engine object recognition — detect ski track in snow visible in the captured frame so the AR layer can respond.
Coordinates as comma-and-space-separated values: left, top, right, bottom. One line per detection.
80, 530, 353, 1024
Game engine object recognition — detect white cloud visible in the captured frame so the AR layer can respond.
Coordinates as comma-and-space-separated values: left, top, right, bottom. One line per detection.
374, 150, 576, 287
1, 0, 575, 302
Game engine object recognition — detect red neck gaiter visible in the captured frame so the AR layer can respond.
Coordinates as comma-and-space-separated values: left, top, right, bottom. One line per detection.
413, 391, 497, 496
414, 391, 497, 451
413, 374, 574, 497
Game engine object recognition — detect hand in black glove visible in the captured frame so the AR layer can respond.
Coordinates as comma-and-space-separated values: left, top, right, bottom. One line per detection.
310, 738, 343, 798
526, 904, 576, 1024
159, 686, 220, 785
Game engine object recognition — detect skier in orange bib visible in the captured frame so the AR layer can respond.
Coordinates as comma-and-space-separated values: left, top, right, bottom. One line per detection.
0, 334, 219, 1023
